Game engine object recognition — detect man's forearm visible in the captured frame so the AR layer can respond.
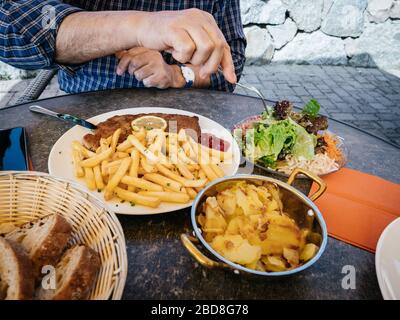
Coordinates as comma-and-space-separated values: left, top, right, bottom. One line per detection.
56, 11, 148, 64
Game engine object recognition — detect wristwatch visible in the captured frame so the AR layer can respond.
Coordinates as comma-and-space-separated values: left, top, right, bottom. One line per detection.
178, 64, 195, 88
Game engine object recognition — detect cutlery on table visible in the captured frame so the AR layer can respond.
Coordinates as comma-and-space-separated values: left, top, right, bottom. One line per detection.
29, 105, 97, 130
217, 66, 269, 112
234, 82, 269, 112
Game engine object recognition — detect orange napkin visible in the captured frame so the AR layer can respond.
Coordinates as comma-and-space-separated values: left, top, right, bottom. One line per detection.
311, 168, 400, 253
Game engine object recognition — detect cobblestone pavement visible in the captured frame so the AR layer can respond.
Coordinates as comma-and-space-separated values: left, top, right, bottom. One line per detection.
236, 65, 400, 146
1, 65, 399, 146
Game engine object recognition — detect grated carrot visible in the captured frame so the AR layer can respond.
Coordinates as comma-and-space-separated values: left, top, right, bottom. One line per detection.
323, 133, 343, 162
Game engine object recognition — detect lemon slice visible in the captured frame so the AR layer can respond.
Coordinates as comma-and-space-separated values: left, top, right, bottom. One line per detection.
131, 115, 167, 131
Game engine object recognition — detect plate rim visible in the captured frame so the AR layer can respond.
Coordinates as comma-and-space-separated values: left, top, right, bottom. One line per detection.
375, 217, 400, 300
48, 107, 240, 215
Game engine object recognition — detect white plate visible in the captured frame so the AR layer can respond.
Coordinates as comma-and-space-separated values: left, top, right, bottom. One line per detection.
375, 218, 400, 300
48, 107, 240, 215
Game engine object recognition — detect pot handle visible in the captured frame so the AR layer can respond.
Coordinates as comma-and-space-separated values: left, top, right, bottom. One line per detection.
180, 234, 232, 270
287, 168, 327, 202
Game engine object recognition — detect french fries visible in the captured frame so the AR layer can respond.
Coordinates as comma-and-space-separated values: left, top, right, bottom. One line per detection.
138, 191, 190, 204
80, 148, 112, 167
121, 176, 163, 191
72, 149, 84, 178
71, 123, 232, 208
144, 173, 182, 192
105, 158, 131, 193
114, 187, 161, 208
84, 167, 96, 190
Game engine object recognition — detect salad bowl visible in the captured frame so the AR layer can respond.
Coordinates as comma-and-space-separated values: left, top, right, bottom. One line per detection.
232, 100, 348, 181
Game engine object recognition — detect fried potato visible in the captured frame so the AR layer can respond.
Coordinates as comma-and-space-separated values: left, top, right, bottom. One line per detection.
72, 141, 96, 158
93, 165, 104, 190
105, 158, 131, 193
199, 181, 319, 273
138, 191, 190, 203
114, 187, 161, 208
116, 138, 133, 152
300, 243, 319, 262
156, 164, 207, 188
84, 167, 96, 190
143, 173, 182, 192
72, 149, 84, 178
186, 187, 198, 200
80, 148, 113, 168
128, 135, 158, 163
211, 234, 261, 265
111, 128, 121, 152
176, 162, 195, 179
200, 164, 219, 182
121, 176, 163, 191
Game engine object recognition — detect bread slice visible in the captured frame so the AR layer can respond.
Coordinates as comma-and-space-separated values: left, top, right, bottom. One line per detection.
36, 245, 100, 300
0, 238, 34, 300
5, 214, 73, 273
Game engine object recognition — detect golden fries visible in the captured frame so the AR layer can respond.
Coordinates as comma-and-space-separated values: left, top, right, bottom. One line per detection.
186, 188, 198, 199
210, 163, 225, 178
71, 124, 232, 208
93, 165, 104, 189
111, 128, 121, 152
128, 135, 158, 163
72, 149, 84, 178
138, 191, 190, 204
72, 141, 96, 158
144, 173, 182, 192
105, 158, 131, 193
114, 187, 161, 208
80, 148, 112, 168
176, 162, 195, 179
200, 164, 219, 181
121, 176, 163, 191
84, 167, 96, 190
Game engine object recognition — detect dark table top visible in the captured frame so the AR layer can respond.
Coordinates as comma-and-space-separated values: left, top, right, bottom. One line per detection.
1, 88, 399, 300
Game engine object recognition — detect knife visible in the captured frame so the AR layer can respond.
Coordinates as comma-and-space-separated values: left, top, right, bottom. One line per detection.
29, 105, 97, 130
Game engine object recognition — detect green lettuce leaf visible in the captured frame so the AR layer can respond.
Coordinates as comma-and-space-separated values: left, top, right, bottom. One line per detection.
302, 99, 321, 118
246, 119, 315, 167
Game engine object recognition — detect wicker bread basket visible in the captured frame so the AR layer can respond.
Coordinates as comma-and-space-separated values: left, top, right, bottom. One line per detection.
0, 171, 127, 300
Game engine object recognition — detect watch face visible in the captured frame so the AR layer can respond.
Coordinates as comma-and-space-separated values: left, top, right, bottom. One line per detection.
182, 66, 195, 82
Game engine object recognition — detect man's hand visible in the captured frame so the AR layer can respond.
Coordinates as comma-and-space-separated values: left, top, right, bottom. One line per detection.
116, 48, 185, 89
57, 9, 236, 83
134, 9, 236, 83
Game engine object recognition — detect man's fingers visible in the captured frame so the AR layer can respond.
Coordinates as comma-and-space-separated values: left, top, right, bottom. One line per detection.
143, 74, 168, 89
199, 42, 223, 80
116, 55, 131, 75
134, 64, 155, 81
169, 29, 196, 63
219, 46, 236, 84
197, 20, 235, 82
186, 27, 214, 66
115, 50, 127, 60
126, 54, 151, 75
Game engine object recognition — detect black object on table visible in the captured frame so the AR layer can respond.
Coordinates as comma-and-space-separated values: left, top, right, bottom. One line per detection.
1, 88, 399, 300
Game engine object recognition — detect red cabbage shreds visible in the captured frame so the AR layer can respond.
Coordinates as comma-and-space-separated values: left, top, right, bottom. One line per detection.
273, 101, 293, 120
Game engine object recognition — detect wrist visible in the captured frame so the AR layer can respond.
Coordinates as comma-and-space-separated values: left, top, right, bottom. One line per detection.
124, 11, 151, 48
170, 65, 186, 88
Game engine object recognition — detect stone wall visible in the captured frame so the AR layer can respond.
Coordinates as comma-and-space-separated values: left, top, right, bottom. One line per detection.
242, 0, 400, 74
1, 0, 399, 79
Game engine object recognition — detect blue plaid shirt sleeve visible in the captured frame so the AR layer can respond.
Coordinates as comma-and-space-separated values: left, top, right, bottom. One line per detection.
210, 0, 246, 92
0, 0, 82, 71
